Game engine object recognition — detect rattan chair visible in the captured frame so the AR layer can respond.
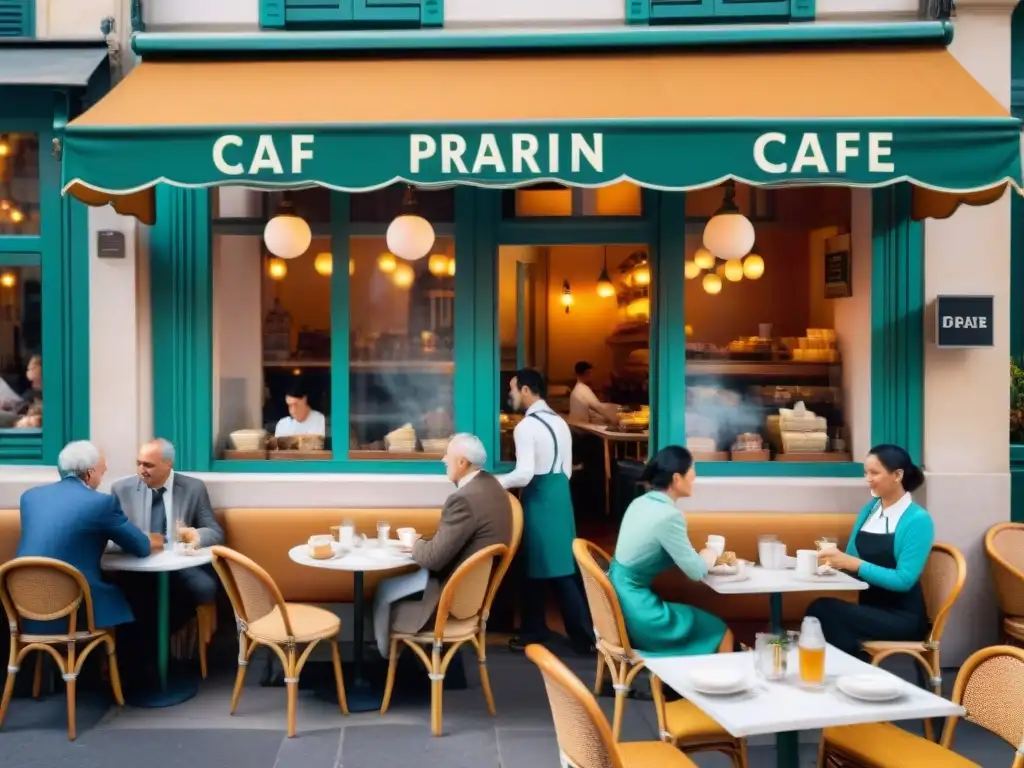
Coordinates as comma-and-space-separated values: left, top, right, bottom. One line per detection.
0, 557, 125, 741
819, 644, 1024, 768
862, 542, 967, 741
985, 523, 1024, 645
196, 602, 217, 678
380, 543, 508, 735
573, 539, 747, 765
210, 546, 347, 737
526, 642, 699, 768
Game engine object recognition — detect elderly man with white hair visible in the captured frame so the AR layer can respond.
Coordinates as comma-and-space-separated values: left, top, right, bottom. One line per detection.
14, 440, 152, 635
372, 433, 513, 657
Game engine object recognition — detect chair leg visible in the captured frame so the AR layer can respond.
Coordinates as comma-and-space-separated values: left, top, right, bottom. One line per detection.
0, 641, 18, 729
32, 652, 43, 698
817, 739, 827, 768
229, 635, 252, 715
476, 634, 496, 716
380, 638, 402, 715
107, 638, 125, 707
733, 740, 750, 768
593, 652, 607, 695
196, 605, 212, 680
611, 681, 628, 742
430, 645, 443, 737
329, 639, 348, 715
65, 674, 77, 741
285, 647, 298, 738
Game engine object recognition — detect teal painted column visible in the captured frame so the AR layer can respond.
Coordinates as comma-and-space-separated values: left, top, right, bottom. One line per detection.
870, 185, 924, 464
329, 192, 351, 454
60, 195, 91, 444
650, 190, 687, 453
150, 186, 212, 471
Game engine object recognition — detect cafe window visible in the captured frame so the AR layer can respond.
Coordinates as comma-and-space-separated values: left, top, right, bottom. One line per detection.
213, 188, 334, 461
348, 235, 455, 460
682, 182, 852, 463
0, 133, 40, 236
0, 265, 42, 434
501, 182, 643, 218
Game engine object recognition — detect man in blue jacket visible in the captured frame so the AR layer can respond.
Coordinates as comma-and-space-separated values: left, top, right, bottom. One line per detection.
15, 440, 153, 635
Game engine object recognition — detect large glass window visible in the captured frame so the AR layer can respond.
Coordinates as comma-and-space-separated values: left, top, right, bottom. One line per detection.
0, 133, 40, 236
497, 243, 649, 517
348, 235, 455, 460
213, 188, 333, 461
502, 182, 643, 218
682, 183, 852, 463
0, 266, 42, 433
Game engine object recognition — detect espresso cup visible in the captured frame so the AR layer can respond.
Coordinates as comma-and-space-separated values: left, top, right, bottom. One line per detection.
397, 527, 421, 547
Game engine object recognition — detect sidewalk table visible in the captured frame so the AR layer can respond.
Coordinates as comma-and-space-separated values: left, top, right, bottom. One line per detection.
641, 644, 963, 768
288, 541, 415, 712
101, 548, 212, 707
704, 564, 869, 634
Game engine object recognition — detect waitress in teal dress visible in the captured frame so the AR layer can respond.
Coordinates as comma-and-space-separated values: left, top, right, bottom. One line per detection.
609, 445, 735, 657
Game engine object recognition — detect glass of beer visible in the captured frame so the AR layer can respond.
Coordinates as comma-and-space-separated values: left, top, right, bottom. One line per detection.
798, 616, 826, 687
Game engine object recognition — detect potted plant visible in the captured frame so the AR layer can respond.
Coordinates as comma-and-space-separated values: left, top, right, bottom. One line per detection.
1011, 358, 1024, 443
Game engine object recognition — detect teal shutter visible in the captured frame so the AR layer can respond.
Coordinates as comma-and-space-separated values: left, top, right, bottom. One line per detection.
260, 0, 442, 28
630, 0, 813, 23
260, 0, 287, 28
0, 0, 33, 37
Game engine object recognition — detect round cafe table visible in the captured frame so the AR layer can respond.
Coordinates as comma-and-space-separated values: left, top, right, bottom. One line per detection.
101, 547, 213, 708
288, 540, 415, 712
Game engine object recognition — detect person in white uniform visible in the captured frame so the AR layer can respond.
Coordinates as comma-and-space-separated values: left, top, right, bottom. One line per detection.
568, 361, 619, 426
274, 383, 326, 438
496, 368, 594, 655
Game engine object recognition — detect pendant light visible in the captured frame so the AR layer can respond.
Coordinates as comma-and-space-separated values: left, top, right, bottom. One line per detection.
743, 251, 765, 279
596, 247, 615, 298
263, 195, 312, 260
703, 181, 755, 261
314, 252, 333, 276
386, 185, 435, 261
560, 280, 574, 313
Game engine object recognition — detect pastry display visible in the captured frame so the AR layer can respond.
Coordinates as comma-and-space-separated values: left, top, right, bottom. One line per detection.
385, 423, 417, 453
790, 328, 840, 363
767, 401, 829, 454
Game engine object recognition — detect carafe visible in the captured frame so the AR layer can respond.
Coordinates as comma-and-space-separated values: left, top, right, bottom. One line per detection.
798, 616, 826, 687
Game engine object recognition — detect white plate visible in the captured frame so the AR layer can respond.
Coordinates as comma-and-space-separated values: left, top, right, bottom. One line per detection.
836, 675, 903, 702
709, 564, 738, 575
707, 572, 750, 584
689, 671, 751, 696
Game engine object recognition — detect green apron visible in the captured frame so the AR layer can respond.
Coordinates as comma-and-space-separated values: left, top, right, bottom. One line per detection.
520, 411, 577, 580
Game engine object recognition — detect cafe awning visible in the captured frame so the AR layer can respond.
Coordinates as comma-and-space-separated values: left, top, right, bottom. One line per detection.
62, 46, 1022, 224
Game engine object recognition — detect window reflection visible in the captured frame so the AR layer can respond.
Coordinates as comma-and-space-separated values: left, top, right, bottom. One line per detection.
0, 133, 40, 236
348, 236, 455, 459
0, 267, 42, 431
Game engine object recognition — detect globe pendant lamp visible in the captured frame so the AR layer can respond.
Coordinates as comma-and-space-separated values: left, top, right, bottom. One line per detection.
596, 247, 615, 298
386, 185, 435, 261
702, 181, 755, 261
264, 197, 312, 260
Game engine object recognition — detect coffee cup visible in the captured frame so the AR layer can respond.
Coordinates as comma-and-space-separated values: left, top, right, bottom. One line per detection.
706, 535, 725, 556
759, 539, 787, 569
397, 527, 422, 548
796, 549, 819, 577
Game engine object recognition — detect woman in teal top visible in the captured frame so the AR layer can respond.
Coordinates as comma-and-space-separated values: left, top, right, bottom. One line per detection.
807, 444, 934, 658
609, 446, 734, 657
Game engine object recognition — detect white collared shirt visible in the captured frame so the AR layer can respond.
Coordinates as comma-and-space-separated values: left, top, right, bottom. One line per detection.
860, 492, 912, 535
496, 400, 573, 489
160, 469, 175, 521
568, 381, 604, 422
275, 409, 326, 438
457, 469, 481, 489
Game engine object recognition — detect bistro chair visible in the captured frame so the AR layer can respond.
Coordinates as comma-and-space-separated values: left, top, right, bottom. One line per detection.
196, 602, 217, 679
574, 538, 747, 765
525, 642, 699, 768
985, 523, 1024, 645
210, 546, 347, 737
862, 542, 967, 741
819, 644, 1024, 768
380, 543, 507, 736
0, 557, 125, 741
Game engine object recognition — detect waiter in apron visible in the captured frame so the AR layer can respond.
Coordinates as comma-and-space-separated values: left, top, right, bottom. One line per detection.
497, 368, 594, 655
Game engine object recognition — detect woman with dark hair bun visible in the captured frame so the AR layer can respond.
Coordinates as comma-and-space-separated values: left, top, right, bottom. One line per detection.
806, 444, 934, 657
608, 446, 735, 656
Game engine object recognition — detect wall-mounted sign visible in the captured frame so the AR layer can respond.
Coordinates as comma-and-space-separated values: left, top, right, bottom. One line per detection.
96, 230, 126, 259
935, 295, 994, 348
824, 234, 851, 299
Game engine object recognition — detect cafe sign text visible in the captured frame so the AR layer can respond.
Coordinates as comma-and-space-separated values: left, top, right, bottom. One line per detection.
213, 134, 315, 176
935, 295, 994, 348
753, 131, 895, 175
409, 132, 603, 175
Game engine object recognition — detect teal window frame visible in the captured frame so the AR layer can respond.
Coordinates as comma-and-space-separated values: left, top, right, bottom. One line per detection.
626, 0, 814, 25
1009, 3, 1024, 522
259, 0, 442, 30
156, 185, 922, 478
0, 89, 91, 464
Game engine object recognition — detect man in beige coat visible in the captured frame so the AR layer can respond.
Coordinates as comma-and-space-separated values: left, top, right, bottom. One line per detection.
373, 433, 513, 656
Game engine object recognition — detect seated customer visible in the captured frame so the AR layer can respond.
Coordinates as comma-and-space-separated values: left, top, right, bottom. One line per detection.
806, 444, 932, 658
274, 384, 326, 438
609, 445, 735, 657
568, 361, 619, 426
112, 439, 224, 630
15, 440, 152, 634
372, 434, 512, 657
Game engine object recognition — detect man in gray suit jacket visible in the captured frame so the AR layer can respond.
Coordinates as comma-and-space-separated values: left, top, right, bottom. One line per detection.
111, 439, 224, 628
373, 434, 512, 656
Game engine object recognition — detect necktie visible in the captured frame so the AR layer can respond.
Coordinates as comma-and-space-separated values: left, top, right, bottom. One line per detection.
150, 487, 167, 536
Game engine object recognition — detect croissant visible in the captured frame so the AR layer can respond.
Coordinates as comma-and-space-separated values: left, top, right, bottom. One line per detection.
715, 551, 737, 567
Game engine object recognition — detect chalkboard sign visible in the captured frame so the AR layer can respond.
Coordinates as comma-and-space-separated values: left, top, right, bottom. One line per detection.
935, 295, 994, 348
824, 235, 851, 298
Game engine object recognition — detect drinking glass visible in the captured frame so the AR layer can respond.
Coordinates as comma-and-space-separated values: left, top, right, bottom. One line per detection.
816, 536, 838, 554
377, 520, 391, 545
798, 617, 827, 687
754, 632, 789, 681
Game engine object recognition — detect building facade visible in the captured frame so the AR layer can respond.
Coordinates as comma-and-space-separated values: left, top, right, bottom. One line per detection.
0, 0, 1019, 664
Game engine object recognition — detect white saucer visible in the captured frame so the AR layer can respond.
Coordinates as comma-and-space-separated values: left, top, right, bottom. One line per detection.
709, 564, 738, 575
707, 572, 750, 584
689, 672, 751, 696
836, 675, 903, 702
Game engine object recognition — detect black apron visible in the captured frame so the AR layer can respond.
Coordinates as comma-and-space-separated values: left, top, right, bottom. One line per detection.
810, 507, 928, 656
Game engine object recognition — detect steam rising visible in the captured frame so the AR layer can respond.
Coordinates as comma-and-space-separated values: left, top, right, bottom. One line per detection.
685, 382, 765, 449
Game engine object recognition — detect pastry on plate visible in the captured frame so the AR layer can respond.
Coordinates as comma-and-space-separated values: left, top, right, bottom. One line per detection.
715, 551, 737, 567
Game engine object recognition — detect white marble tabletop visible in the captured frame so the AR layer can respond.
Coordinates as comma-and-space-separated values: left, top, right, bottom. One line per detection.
640, 645, 963, 738
102, 548, 213, 572
704, 564, 870, 595
288, 540, 416, 573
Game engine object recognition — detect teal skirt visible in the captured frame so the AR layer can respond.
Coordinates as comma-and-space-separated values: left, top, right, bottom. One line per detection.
609, 559, 727, 657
